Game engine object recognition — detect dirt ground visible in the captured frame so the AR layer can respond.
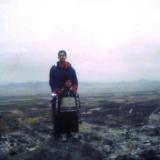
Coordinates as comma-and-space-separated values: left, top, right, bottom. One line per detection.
0, 92, 160, 160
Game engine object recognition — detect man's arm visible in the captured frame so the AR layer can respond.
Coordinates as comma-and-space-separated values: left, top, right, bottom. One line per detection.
49, 65, 57, 92
71, 67, 78, 92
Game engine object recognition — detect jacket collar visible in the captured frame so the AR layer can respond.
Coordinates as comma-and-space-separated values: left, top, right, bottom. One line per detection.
57, 61, 71, 69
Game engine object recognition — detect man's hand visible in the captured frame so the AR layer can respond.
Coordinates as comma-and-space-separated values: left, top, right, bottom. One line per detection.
69, 86, 77, 93
56, 88, 65, 95
51, 92, 57, 97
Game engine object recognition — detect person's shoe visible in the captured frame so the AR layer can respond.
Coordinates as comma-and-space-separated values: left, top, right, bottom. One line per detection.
61, 134, 67, 142
72, 133, 79, 140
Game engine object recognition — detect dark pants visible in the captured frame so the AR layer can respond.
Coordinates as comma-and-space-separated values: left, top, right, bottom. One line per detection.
55, 111, 79, 135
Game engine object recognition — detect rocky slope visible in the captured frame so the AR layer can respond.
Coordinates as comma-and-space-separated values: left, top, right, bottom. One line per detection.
0, 93, 160, 160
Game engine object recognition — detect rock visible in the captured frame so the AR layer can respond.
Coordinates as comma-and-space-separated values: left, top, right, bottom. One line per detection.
0, 95, 160, 160
139, 149, 160, 160
149, 113, 160, 123
115, 155, 136, 160
81, 143, 104, 160
103, 145, 111, 153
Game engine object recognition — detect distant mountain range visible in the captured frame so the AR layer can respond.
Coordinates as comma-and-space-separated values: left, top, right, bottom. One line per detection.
0, 80, 160, 96
0, 79, 160, 88
0, 81, 48, 88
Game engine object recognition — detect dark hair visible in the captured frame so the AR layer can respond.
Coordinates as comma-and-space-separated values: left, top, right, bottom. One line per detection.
64, 75, 72, 83
58, 50, 67, 57
64, 75, 70, 81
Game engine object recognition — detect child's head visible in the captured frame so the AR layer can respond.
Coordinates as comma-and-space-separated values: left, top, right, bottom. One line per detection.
64, 76, 72, 87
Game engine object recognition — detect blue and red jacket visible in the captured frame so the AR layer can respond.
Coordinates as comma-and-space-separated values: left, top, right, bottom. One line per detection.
49, 61, 78, 94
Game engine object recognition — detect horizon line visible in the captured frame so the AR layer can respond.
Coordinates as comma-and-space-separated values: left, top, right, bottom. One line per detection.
1, 79, 160, 85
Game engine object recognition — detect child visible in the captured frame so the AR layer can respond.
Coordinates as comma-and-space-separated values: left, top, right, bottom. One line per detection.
53, 78, 79, 141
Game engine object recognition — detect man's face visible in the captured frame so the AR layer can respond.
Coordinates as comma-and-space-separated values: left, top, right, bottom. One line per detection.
58, 52, 66, 62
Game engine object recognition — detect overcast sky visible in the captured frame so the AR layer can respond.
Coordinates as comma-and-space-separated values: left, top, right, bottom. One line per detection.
0, 0, 160, 83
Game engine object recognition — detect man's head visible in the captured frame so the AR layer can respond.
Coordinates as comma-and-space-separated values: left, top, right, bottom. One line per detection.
58, 50, 67, 62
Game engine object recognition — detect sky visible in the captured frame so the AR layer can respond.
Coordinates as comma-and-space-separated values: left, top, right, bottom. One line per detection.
0, 0, 160, 83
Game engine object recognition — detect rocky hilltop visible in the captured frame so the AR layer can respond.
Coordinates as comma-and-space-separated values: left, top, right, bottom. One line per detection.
0, 91, 160, 160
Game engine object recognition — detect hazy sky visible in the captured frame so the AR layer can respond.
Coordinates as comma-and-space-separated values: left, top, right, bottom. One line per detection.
0, 0, 160, 83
